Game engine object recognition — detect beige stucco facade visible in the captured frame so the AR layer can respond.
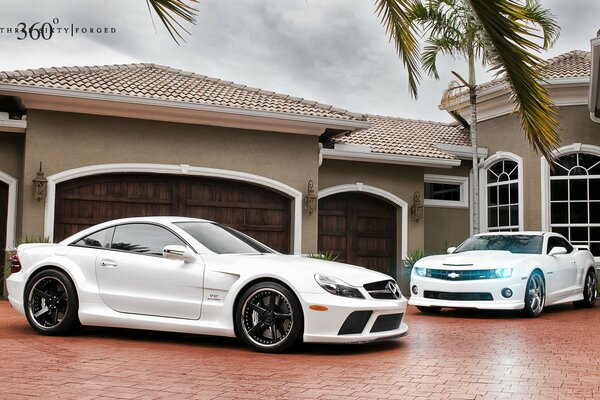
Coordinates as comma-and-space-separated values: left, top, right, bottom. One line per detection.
476, 105, 600, 231
21, 110, 321, 252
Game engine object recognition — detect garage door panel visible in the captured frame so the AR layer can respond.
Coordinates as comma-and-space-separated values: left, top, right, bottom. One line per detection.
55, 174, 291, 253
318, 193, 396, 276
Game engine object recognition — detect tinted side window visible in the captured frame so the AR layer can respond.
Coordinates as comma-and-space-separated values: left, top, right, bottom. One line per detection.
73, 227, 115, 249
111, 224, 186, 256
547, 236, 573, 254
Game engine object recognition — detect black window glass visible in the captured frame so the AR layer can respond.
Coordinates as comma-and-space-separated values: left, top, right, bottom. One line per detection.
73, 227, 114, 248
498, 173, 510, 182
111, 224, 186, 256
509, 183, 518, 204
507, 161, 518, 180
499, 184, 509, 205
488, 207, 498, 228
591, 226, 600, 241
424, 182, 460, 201
551, 180, 567, 201
499, 206, 510, 226
569, 179, 587, 201
590, 243, 600, 257
552, 226, 568, 237
578, 153, 600, 170
558, 237, 574, 253
590, 202, 600, 223
570, 202, 588, 224
176, 222, 273, 254
510, 205, 519, 225
553, 154, 577, 174
590, 179, 600, 200
488, 186, 498, 206
569, 166, 587, 176
570, 227, 588, 242
551, 202, 568, 224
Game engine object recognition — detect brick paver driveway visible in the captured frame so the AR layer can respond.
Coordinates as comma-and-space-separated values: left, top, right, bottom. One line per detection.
1, 300, 599, 400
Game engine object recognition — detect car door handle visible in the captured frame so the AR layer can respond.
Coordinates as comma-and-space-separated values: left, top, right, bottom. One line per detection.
100, 260, 118, 268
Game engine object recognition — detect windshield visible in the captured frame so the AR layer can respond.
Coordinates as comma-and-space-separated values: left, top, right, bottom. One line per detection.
454, 235, 543, 254
175, 222, 274, 254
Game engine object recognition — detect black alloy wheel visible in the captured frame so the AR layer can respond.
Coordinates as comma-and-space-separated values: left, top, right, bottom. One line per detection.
235, 282, 303, 353
24, 269, 80, 335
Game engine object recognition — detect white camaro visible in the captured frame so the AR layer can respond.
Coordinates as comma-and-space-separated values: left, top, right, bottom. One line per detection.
7, 217, 407, 352
409, 232, 597, 317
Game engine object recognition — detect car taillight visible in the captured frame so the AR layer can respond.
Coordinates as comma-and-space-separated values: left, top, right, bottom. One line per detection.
10, 255, 21, 273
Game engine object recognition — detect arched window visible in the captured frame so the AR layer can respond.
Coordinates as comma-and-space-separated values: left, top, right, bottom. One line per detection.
486, 160, 519, 232
549, 152, 600, 256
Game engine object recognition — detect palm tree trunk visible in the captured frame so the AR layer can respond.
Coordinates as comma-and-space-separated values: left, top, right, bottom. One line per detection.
468, 49, 480, 234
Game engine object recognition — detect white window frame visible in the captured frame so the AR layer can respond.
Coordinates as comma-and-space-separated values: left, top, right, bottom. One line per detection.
480, 152, 524, 232
541, 143, 600, 262
423, 174, 468, 209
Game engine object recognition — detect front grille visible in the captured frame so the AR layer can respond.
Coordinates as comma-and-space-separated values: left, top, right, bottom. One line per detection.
424, 291, 493, 301
425, 269, 497, 281
338, 311, 372, 335
370, 313, 403, 333
363, 280, 401, 300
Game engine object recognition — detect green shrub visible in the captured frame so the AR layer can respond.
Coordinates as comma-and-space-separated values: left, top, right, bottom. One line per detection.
404, 249, 424, 269
306, 251, 339, 262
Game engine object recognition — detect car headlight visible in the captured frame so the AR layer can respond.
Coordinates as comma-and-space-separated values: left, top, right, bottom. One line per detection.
314, 274, 364, 299
495, 268, 513, 278
414, 267, 426, 277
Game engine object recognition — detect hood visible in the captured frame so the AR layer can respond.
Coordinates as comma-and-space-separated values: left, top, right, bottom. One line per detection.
205, 254, 393, 286
415, 250, 535, 269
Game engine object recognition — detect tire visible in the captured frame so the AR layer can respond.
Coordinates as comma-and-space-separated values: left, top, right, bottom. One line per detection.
416, 306, 442, 314
235, 282, 303, 353
24, 269, 80, 335
523, 271, 545, 318
574, 269, 597, 308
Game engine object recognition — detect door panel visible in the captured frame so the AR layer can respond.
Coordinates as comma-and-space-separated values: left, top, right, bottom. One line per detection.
318, 193, 396, 275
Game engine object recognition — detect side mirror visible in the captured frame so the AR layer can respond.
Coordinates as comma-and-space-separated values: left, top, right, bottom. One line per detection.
548, 246, 567, 256
163, 245, 196, 263
447, 247, 456, 254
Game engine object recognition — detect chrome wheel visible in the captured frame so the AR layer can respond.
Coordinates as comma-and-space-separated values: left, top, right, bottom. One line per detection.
235, 282, 303, 353
24, 270, 79, 335
575, 270, 597, 308
584, 272, 597, 304
524, 272, 545, 317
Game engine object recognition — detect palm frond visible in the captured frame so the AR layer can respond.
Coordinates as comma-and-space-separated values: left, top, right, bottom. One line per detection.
522, 0, 560, 49
146, 0, 198, 44
374, 0, 422, 98
468, 0, 560, 161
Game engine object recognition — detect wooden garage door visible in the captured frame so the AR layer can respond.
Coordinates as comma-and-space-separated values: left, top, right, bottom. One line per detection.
54, 174, 291, 253
318, 193, 396, 275
0, 182, 8, 267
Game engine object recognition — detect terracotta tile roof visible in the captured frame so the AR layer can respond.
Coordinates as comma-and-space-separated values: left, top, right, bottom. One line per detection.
448, 50, 592, 99
334, 114, 469, 159
0, 63, 366, 121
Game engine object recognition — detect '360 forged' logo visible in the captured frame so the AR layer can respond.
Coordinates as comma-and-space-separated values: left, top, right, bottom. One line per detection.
0, 18, 117, 40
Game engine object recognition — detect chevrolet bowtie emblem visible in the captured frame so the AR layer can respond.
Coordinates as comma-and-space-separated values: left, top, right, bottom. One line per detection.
448, 272, 460, 279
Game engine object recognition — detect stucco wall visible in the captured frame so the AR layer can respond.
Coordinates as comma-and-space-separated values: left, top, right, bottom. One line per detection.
423, 163, 472, 254
0, 132, 24, 181
22, 110, 320, 252
477, 105, 600, 230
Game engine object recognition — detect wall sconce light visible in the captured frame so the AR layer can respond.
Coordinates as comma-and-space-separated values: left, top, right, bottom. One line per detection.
411, 191, 424, 222
304, 180, 318, 215
32, 162, 47, 201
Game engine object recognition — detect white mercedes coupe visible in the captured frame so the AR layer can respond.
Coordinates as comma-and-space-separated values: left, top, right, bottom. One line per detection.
409, 232, 597, 317
7, 217, 407, 352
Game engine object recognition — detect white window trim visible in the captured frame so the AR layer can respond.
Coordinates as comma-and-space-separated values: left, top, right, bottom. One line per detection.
318, 183, 408, 263
480, 152, 524, 232
0, 171, 18, 250
541, 143, 600, 263
423, 174, 468, 209
44, 163, 303, 255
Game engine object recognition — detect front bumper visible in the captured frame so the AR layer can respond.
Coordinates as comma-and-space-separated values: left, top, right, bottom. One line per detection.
408, 274, 526, 310
300, 293, 408, 343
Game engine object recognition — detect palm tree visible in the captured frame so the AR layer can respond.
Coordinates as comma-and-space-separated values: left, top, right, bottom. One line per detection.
404, 0, 559, 233
149, 0, 562, 161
